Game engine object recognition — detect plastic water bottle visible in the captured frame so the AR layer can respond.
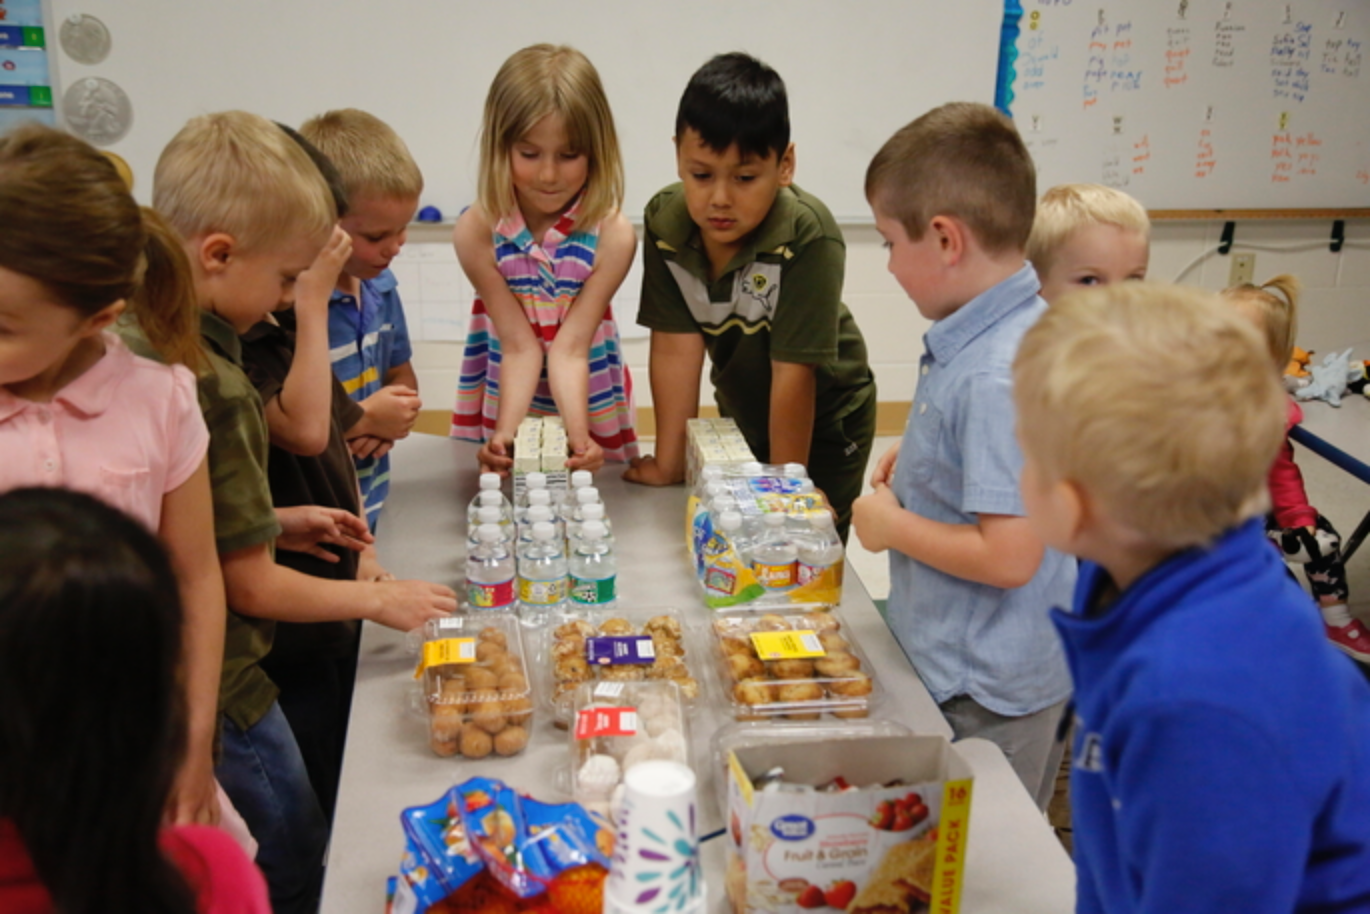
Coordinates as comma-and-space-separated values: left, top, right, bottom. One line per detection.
782, 463, 808, 479
517, 521, 568, 624
467, 504, 511, 545
797, 512, 844, 587
516, 471, 548, 521
569, 486, 603, 526
568, 520, 616, 611
466, 524, 516, 611
520, 503, 563, 546
751, 513, 798, 591
559, 470, 594, 525
717, 509, 752, 563
569, 502, 613, 547
467, 472, 510, 520
474, 489, 515, 541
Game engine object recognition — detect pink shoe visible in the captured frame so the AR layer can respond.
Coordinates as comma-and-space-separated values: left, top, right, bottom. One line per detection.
1326, 621, 1370, 663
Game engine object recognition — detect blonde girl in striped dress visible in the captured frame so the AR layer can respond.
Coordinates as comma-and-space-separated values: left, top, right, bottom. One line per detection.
450, 44, 639, 474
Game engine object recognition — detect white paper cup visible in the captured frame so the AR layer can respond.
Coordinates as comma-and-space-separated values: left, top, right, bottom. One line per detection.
605, 760, 707, 914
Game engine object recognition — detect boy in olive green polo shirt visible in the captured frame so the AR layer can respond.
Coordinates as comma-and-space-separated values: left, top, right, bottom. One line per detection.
626, 52, 876, 539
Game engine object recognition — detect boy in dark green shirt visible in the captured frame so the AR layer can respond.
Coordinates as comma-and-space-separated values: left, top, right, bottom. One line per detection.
627, 53, 876, 538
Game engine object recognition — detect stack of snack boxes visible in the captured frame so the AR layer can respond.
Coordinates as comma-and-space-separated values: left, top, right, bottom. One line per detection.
686, 417, 755, 488
513, 416, 568, 502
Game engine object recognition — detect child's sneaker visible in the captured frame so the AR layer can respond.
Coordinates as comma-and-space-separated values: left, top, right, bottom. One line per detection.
1326, 620, 1370, 664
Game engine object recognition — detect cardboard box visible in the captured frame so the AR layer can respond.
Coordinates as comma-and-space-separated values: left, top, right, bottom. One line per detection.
726, 736, 973, 914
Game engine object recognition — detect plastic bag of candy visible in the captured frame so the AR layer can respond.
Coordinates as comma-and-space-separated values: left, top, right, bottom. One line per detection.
388, 777, 613, 914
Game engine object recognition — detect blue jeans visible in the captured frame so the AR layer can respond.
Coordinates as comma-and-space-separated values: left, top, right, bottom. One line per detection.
217, 701, 328, 914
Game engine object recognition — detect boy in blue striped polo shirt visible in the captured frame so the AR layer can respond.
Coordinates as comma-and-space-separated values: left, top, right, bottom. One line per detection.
300, 109, 423, 530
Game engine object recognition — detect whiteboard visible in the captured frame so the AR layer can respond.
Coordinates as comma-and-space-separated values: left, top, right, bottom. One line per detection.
43, 0, 1002, 223
1002, 0, 1370, 211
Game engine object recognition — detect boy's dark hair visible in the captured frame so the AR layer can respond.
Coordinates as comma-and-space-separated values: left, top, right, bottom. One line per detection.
865, 102, 1036, 255
277, 121, 349, 218
0, 488, 196, 914
675, 52, 790, 160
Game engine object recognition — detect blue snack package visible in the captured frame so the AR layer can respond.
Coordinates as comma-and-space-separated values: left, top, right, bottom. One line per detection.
522, 797, 614, 874
455, 777, 557, 897
393, 788, 484, 912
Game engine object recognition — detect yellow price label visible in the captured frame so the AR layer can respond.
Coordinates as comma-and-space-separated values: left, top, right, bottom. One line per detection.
749, 630, 825, 660
416, 637, 477, 678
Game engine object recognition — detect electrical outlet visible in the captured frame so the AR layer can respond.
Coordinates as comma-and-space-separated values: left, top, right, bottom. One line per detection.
1229, 252, 1256, 286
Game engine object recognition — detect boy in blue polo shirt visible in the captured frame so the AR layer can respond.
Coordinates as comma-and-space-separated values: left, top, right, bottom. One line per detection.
300, 109, 423, 530
852, 103, 1073, 809
1014, 281, 1370, 914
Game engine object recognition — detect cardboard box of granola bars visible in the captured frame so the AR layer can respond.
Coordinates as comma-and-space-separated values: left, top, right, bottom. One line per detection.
725, 735, 973, 914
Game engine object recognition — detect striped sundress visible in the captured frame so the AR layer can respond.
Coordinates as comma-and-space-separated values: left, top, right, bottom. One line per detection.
449, 199, 639, 462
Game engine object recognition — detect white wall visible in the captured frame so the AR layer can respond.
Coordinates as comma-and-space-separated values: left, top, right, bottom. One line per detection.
399, 220, 1370, 416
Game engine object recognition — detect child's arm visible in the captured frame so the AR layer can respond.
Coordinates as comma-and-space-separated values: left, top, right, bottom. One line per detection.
158, 457, 227, 826
385, 359, 419, 393
262, 226, 352, 456
275, 504, 373, 563
623, 329, 705, 486
221, 542, 456, 630
347, 386, 420, 444
547, 212, 637, 471
852, 486, 1045, 589
454, 205, 544, 475
768, 360, 817, 467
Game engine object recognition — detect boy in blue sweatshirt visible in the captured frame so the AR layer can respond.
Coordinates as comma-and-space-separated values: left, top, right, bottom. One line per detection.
1013, 281, 1370, 914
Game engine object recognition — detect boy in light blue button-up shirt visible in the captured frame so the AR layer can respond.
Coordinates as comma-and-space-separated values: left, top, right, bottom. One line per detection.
853, 103, 1074, 809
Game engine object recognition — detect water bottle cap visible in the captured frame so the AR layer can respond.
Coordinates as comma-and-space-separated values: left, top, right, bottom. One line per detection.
702, 465, 724, 480
581, 520, 607, 539
712, 495, 738, 512
581, 503, 605, 520
477, 523, 503, 542
704, 481, 725, 498
527, 505, 553, 523
783, 463, 808, 478
719, 510, 742, 530
526, 471, 547, 489
570, 470, 593, 488
811, 512, 835, 528
528, 488, 552, 506
477, 505, 502, 524
479, 473, 501, 490
532, 521, 556, 540
576, 486, 600, 504
741, 461, 764, 476
479, 490, 503, 507
764, 513, 785, 527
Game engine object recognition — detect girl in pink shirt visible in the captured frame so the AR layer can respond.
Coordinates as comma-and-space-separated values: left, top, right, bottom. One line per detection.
0, 488, 269, 914
1223, 275, 1368, 663
0, 125, 228, 827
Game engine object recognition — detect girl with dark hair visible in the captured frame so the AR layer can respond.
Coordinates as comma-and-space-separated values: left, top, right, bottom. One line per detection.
0, 488, 269, 914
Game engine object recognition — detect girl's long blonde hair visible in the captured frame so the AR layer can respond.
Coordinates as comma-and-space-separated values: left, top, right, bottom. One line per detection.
1221, 274, 1301, 370
477, 44, 624, 230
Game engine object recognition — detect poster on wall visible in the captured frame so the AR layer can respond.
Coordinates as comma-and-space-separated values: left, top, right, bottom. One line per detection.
0, 0, 56, 132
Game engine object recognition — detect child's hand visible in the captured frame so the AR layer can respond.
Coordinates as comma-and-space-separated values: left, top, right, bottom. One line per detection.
370, 579, 458, 631
852, 484, 903, 553
167, 756, 220, 826
292, 225, 352, 317
478, 434, 515, 476
623, 455, 684, 487
566, 438, 605, 473
348, 434, 395, 460
275, 505, 373, 561
361, 384, 421, 439
870, 441, 901, 488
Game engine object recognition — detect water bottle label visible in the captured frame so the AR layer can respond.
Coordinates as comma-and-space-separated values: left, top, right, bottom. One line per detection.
754, 560, 797, 590
586, 635, 655, 665
467, 579, 514, 610
570, 575, 616, 605
517, 577, 567, 606
797, 561, 830, 587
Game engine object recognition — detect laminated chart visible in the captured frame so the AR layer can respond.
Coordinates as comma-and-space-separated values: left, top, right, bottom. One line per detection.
0, 0, 54, 129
